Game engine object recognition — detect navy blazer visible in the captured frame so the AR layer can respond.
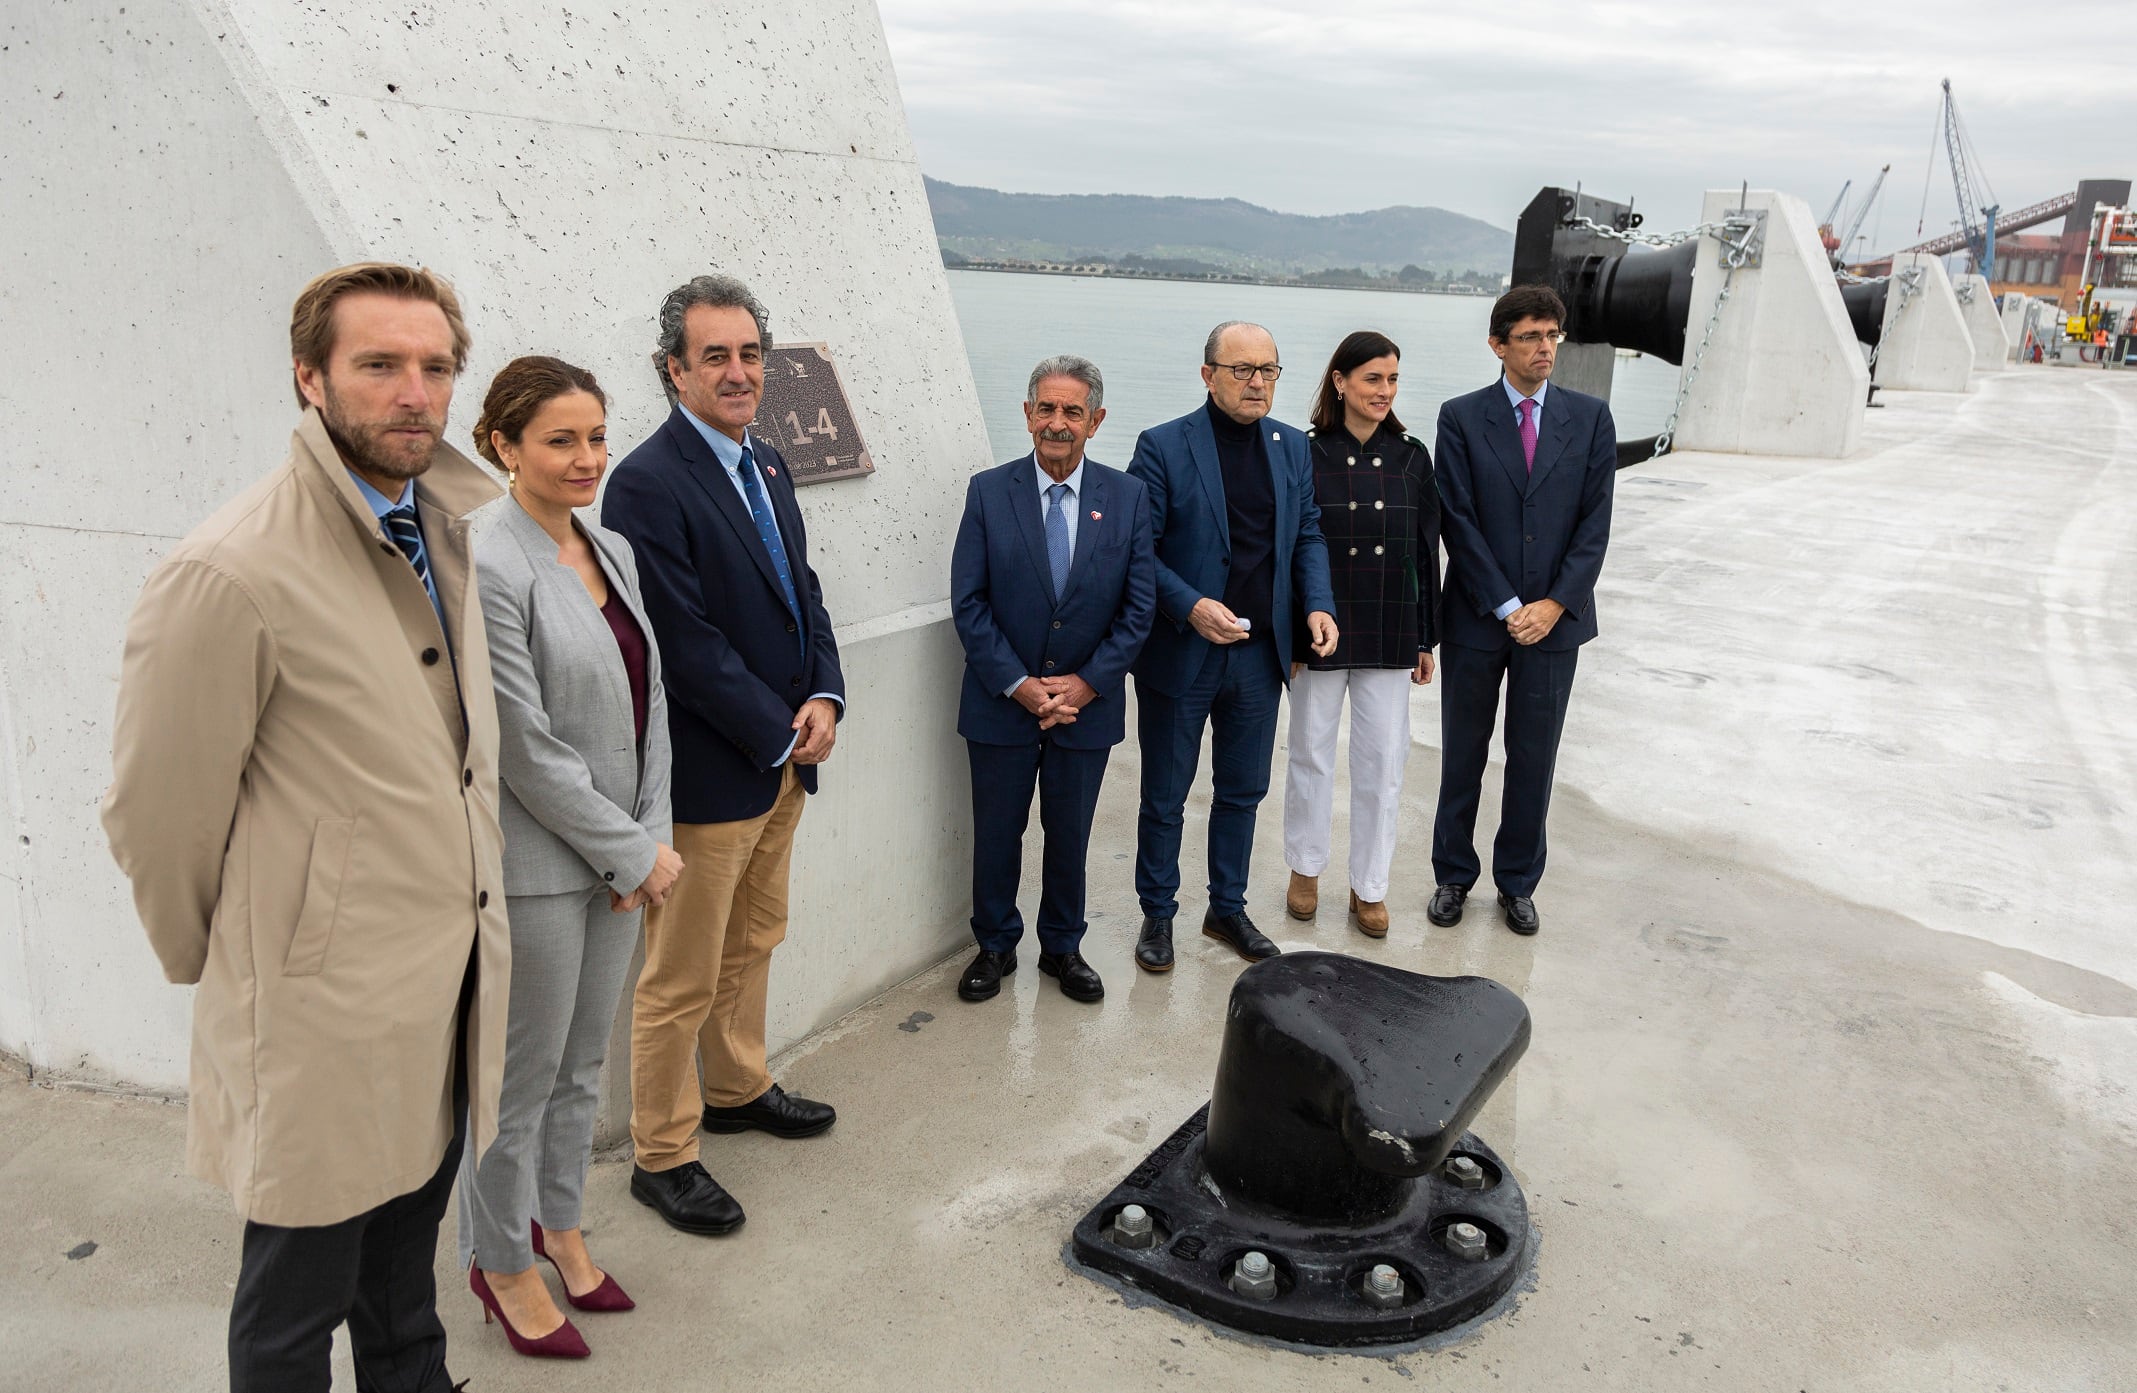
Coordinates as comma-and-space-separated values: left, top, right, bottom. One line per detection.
951, 456, 1156, 750
1125, 406, 1337, 697
1433, 380, 1616, 653
601, 409, 844, 823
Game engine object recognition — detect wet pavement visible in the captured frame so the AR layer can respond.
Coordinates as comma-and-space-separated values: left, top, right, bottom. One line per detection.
6, 365, 2134, 1390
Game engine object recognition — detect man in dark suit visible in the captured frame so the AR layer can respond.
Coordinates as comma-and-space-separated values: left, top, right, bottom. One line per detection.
1429, 284, 1615, 937
602, 274, 843, 1237
1128, 321, 1339, 973
949, 355, 1156, 1004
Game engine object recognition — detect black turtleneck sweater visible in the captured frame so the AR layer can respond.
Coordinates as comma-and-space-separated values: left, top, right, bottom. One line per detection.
1206, 396, 1275, 641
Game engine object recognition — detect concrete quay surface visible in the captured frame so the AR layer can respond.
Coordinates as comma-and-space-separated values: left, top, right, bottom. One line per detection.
5, 365, 2135, 1390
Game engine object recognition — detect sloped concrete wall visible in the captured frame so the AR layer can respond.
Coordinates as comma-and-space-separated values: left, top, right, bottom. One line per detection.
1670, 189, 1868, 458
1875, 253, 1974, 393
0, 2, 989, 1088
1957, 275, 2008, 373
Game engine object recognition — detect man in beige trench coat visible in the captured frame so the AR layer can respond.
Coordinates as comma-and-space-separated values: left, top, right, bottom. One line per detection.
102, 263, 511, 1392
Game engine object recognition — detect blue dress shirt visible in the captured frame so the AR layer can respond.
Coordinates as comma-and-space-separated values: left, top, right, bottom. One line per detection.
348, 469, 445, 627
675, 402, 843, 765
1001, 458, 1086, 697
1491, 378, 1551, 620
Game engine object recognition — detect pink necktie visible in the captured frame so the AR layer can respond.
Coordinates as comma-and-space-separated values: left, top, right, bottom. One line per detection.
1517, 397, 1537, 473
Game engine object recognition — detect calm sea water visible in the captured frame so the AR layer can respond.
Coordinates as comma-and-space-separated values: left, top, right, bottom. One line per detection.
946, 269, 1682, 466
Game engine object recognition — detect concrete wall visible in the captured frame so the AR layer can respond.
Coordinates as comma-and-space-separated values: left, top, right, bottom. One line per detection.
0, 2, 989, 1089
1670, 189, 1868, 459
1874, 253, 1974, 393
1956, 274, 2008, 373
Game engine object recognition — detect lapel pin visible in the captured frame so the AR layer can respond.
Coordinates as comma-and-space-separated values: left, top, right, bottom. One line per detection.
1271, 431, 1282, 441
766, 465, 778, 476
1090, 510, 1101, 520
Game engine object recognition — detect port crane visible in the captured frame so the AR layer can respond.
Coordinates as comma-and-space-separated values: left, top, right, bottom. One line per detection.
1824, 165, 1890, 268
1920, 78, 2000, 278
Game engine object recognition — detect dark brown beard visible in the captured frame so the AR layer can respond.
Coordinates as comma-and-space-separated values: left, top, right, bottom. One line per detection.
318, 381, 441, 482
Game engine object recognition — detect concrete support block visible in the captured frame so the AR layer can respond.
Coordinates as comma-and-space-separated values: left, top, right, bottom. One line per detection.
1, 1, 990, 1089
2000, 293, 2033, 361
1956, 275, 2008, 373
1670, 189, 1868, 459
1874, 253, 1974, 393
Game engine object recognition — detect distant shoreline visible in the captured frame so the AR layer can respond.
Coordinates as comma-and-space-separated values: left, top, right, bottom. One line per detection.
945, 263, 1501, 298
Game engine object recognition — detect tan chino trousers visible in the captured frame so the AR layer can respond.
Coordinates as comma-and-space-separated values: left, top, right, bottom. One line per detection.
630, 764, 805, 1171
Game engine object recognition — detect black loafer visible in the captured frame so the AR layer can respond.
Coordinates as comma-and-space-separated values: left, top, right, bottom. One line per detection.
701, 1083, 836, 1138
1135, 915, 1175, 973
958, 948, 1016, 1002
1039, 951, 1104, 1002
630, 1161, 745, 1236
1427, 883, 1469, 927
1496, 891, 1539, 936
1201, 908, 1280, 961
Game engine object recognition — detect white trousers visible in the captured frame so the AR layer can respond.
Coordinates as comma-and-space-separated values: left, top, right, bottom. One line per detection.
1283, 666, 1413, 902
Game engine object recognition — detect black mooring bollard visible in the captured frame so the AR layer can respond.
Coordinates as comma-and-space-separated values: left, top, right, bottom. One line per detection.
1070, 953, 1534, 1346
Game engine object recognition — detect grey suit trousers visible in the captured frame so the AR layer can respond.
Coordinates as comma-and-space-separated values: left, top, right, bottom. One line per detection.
457, 884, 640, 1271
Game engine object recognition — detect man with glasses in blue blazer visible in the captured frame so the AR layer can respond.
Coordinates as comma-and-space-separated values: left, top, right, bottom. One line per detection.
1126, 322, 1339, 975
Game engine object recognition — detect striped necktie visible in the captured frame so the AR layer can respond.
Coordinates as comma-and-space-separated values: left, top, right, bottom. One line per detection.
384, 504, 431, 592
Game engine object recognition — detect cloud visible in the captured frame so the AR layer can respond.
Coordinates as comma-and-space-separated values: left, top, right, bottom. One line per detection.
878, 0, 2137, 248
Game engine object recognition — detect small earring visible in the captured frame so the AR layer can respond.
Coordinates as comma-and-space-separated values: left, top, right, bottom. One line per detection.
507, 469, 518, 488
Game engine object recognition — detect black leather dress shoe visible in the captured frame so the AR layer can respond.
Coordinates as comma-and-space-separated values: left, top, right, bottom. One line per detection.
1039, 951, 1104, 1002
630, 1161, 745, 1236
1201, 908, 1280, 961
958, 948, 1016, 1002
1135, 915, 1175, 973
701, 1083, 836, 1138
1427, 883, 1469, 927
1496, 890, 1540, 936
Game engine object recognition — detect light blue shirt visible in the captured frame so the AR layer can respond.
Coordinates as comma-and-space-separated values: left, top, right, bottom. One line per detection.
675, 402, 843, 765
1002, 457, 1089, 697
1492, 378, 1551, 619
348, 469, 444, 626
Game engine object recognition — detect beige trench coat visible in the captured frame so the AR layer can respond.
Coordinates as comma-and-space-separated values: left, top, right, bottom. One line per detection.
102, 408, 511, 1227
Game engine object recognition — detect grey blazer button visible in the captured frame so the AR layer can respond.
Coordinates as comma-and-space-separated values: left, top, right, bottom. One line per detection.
421, 647, 440, 666
1052, 620, 1063, 629
604, 871, 616, 882
478, 890, 490, 909
1044, 659, 1057, 670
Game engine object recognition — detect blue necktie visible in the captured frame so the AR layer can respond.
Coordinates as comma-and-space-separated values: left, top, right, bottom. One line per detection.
736, 445, 800, 621
384, 504, 431, 593
1044, 482, 1072, 599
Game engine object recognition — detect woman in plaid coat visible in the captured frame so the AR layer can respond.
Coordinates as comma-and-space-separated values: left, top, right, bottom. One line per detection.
1282, 330, 1441, 937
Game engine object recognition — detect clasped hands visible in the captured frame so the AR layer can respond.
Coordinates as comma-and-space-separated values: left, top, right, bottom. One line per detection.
1014, 674, 1098, 730
1507, 598, 1564, 646
610, 840, 684, 914
1190, 598, 1338, 657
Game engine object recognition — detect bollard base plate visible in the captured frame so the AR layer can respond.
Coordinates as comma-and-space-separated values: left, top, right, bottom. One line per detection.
1069, 1105, 1530, 1346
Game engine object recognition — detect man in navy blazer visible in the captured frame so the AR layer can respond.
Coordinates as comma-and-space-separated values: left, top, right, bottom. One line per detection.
1429, 285, 1615, 938
949, 356, 1156, 1004
1127, 321, 1339, 974
602, 274, 844, 1238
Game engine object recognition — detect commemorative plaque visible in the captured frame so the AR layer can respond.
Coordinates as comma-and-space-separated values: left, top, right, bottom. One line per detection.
748, 342, 874, 485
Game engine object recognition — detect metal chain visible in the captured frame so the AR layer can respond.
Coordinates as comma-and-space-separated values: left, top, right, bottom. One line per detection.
1559, 213, 1731, 248
1648, 218, 1765, 457
1866, 265, 1925, 374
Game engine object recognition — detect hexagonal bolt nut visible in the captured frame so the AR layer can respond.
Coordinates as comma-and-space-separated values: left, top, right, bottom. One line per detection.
1105, 1204, 1157, 1250
1361, 1263, 1405, 1310
1443, 1221, 1490, 1262
1443, 1155, 1488, 1190
1228, 1250, 1279, 1300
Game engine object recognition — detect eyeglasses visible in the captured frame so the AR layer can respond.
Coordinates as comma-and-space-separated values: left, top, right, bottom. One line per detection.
1507, 331, 1567, 347
1208, 362, 1283, 381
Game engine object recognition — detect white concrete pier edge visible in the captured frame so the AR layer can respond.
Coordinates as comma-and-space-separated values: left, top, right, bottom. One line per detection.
1669, 189, 1868, 458
1874, 252, 1975, 392
0, 2, 992, 1091
1957, 273, 2010, 373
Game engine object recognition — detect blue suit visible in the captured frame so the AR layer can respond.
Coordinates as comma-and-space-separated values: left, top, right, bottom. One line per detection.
602, 408, 845, 825
951, 456, 1155, 953
1127, 404, 1336, 920
1431, 379, 1615, 897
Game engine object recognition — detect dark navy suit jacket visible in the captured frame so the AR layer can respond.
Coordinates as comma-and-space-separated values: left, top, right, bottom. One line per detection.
602, 408, 844, 824
1433, 381, 1615, 653
951, 456, 1156, 750
1125, 407, 1336, 696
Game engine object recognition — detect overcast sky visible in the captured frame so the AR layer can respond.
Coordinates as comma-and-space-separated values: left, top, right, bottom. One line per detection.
877, 1, 2137, 254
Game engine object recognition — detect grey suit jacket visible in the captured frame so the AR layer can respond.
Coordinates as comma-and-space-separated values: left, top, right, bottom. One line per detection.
475, 499, 673, 898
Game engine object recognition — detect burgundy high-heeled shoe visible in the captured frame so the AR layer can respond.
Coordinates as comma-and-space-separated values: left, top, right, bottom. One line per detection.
532, 1221, 636, 1313
469, 1264, 591, 1358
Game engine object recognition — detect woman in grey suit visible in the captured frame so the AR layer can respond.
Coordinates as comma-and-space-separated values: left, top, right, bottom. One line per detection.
457, 356, 681, 1359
